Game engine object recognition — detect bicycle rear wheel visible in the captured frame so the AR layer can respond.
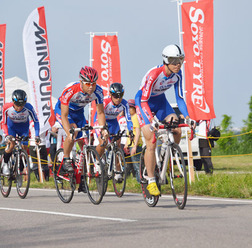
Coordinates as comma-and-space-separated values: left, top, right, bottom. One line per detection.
16, 149, 30, 199
84, 146, 104, 205
112, 148, 127, 197
53, 148, 74, 203
169, 143, 187, 209
139, 146, 159, 207
0, 159, 13, 197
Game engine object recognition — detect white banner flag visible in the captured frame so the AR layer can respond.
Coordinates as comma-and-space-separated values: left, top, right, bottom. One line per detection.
23, 6, 55, 134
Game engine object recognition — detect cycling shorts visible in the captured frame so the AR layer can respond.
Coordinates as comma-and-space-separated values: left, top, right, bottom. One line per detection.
55, 102, 86, 139
94, 118, 120, 142
7, 121, 29, 145
135, 91, 175, 127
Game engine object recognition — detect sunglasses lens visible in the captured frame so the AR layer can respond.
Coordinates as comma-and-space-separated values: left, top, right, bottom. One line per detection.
84, 82, 96, 86
112, 92, 124, 98
168, 56, 184, 65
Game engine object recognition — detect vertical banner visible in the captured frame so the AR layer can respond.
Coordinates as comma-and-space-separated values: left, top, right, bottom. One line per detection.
0, 24, 6, 125
23, 6, 55, 134
91, 35, 121, 124
181, 0, 215, 121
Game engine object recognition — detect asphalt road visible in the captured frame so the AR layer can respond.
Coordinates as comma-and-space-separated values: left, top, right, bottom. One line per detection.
1, 188, 252, 248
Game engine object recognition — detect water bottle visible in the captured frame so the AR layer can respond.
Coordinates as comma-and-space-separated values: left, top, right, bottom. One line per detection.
159, 142, 168, 162
75, 150, 81, 167
107, 150, 112, 176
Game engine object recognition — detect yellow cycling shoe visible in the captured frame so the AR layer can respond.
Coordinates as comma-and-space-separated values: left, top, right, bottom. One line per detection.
146, 182, 160, 196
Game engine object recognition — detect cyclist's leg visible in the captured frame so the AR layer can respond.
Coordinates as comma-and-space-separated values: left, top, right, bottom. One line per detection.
155, 95, 181, 144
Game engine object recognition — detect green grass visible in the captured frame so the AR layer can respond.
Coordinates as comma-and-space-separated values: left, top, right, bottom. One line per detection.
29, 155, 252, 199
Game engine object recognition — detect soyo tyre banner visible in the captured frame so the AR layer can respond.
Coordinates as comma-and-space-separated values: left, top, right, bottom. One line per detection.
23, 6, 55, 133
181, 0, 215, 121
0, 24, 6, 125
91, 35, 121, 125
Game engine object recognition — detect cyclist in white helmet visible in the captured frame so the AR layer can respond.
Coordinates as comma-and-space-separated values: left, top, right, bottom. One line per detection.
135, 44, 193, 196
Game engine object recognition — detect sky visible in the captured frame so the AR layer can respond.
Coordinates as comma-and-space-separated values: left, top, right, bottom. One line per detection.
1, 0, 252, 128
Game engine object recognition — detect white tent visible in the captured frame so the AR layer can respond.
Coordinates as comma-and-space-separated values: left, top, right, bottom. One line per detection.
5, 76, 58, 108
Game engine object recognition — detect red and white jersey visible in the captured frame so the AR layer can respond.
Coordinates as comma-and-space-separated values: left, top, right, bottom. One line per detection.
140, 65, 183, 101
58, 81, 104, 111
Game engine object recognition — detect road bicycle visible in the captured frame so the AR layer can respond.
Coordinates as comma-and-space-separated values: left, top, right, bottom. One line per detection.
140, 118, 193, 209
53, 125, 105, 205
0, 136, 31, 199
101, 130, 131, 197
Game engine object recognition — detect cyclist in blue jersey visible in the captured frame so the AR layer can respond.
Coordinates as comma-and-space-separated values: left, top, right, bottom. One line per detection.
1, 90, 40, 176
135, 44, 193, 196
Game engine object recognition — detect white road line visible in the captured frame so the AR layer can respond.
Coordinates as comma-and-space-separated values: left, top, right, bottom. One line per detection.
0, 207, 137, 223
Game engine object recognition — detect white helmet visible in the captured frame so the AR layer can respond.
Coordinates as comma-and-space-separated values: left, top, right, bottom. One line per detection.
162, 44, 185, 64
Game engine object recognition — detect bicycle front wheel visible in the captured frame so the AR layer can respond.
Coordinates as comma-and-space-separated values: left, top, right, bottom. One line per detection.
112, 148, 127, 197
53, 148, 74, 203
84, 146, 105, 205
16, 150, 30, 199
169, 143, 187, 209
139, 146, 159, 207
0, 159, 13, 197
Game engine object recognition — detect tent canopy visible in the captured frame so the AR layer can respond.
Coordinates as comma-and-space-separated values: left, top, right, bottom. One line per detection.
5, 76, 58, 108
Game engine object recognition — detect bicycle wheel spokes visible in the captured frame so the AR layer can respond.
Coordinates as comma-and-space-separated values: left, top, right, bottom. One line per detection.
53, 148, 74, 203
84, 147, 104, 205
169, 144, 187, 209
112, 148, 127, 197
0, 176, 12, 198
139, 147, 159, 207
16, 150, 30, 199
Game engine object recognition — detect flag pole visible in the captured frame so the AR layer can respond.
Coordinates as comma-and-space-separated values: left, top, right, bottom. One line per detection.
176, 0, 195, 184
85, 31, 118, 145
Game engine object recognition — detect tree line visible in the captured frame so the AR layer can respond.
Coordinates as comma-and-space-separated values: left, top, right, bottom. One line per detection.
213, 96, 252, 155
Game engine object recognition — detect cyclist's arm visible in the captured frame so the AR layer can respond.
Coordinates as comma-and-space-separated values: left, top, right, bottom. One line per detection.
123, 100, 133, 131
1, 103, 12, 136
96, 103, 106, 127
61, 104, 71, 137
174, 74, 189, 119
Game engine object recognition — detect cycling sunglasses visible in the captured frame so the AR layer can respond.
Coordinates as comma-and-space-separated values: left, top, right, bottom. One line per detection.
111, 92, 124, 99
168, 56, 185, 65
82, 80, 97, 87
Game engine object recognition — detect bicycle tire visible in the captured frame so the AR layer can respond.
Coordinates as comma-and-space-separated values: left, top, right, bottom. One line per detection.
83, 146, 105, 205
16, 149, 30, 199
169, 143, 187, 209
139, 146, 159, 207
112, 147, 127, 197
0, 159, 13, 198
53, 148, 74, 203
101, 152, 108, 196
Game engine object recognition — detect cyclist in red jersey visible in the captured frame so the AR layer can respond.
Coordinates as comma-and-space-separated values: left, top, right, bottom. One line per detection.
55, 66, 108, 173
135, 44, 193, 196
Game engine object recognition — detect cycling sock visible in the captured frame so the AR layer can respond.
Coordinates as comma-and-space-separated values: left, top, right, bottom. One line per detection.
63, 157, 70, 161
148, 177, 156, 184
3, 151, 12, 163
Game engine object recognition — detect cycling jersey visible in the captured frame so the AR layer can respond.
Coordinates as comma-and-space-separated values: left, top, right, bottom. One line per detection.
2, 102, 40, 138
55, 81, 104, 139
135, 64, 189, 127
57, 81, 103, 111
94, 97, 133, 135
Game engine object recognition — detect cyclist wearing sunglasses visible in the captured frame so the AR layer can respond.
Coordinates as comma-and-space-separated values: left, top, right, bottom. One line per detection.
135, 44, 192, 196
93, 83, 134, 181
1, 89, 40, 176
55, 66, 107, 173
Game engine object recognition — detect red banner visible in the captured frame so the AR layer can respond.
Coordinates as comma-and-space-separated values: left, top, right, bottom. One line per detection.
91, 35, 121, 124
23, 6, 55, 133
181, 0, 215, 121
0, 24, 6, 125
